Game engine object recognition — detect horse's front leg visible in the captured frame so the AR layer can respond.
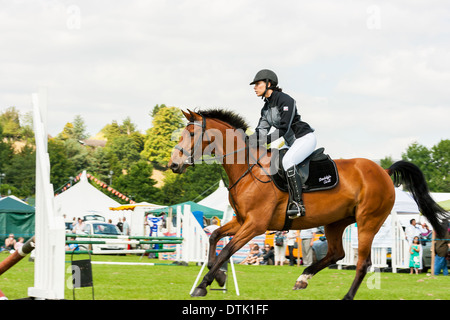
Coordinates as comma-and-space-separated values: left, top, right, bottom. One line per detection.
192, 220, 260, 297
207, 217, 241, 287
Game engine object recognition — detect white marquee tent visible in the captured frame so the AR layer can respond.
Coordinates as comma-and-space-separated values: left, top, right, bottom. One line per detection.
54, 170, 122, 223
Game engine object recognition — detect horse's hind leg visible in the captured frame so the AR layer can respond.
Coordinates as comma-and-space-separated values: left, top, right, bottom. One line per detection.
207, 218, 240, 287
342, 228, 374, 300
342, 209, 388, 300
294, 217, 354, 290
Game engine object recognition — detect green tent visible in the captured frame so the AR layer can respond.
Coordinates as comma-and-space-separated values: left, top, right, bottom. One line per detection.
148, 201, 223, 219
0, 197, 35, 245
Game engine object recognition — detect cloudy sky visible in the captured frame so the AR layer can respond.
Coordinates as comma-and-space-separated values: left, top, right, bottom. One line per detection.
1, 0, 449, 160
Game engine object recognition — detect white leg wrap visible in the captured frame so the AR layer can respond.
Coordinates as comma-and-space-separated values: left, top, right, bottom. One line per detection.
296, 274, 313, 283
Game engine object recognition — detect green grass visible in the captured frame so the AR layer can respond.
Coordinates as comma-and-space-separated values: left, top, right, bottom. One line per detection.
1, 253, 449, 300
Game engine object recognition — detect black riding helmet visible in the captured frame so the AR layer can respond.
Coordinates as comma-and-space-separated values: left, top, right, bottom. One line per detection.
250, 69, 278, 86
250, 69, 278, 99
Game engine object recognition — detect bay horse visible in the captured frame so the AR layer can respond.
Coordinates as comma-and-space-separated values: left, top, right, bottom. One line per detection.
168, 108, 448, 300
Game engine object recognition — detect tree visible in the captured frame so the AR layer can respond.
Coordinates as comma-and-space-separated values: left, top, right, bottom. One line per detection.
0, 124, 14, 175
101, 117, 139, 140
62, 139, 92, 173
401, 140, 449, 192
0, 107, 21, 139
57, 115, 89, 141
429, 139, 449, 192
402, 142, 432, 173
72, 115, 89, 140
104, 135, 142, 170
113, 160, 160, 203
101, 121, 122, 140
150, 104, 167, 118
3, 145, 36, 197
159, 163, 225, 204
380, 156, 394, 170
57, 122, 75, 140
89, 147, 116, 182
48, 138, 76, 190
141, 106, 184, 167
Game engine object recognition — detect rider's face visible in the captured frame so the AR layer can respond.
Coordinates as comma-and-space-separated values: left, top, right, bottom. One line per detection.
254, 80, 270, 97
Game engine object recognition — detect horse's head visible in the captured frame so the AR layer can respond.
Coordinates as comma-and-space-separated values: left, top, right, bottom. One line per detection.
168, 109, 205, 173
169, 108, 251, 174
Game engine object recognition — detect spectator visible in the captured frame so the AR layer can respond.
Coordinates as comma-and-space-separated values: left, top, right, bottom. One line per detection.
257, 244, 274, 265
312, 236, 328, 262
409, 236, 421, 274
405, 219, 421, 244
239, 243, 261, 265
274, 231, 287, 266
4, 234, 16, 251
116, 218, 123, 233
286, 230, 297, 266
300, 228, 317, 267
72, 218, 85, 234
14, 237, 24, 251
122, 217, 130, 236
203, 218, 220, 235
419, 223, 432, 239
434, 227, 449, 276
65, 237, 79, 252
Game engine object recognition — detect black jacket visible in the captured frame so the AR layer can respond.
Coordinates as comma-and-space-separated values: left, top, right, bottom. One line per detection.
255, 91, 314, 146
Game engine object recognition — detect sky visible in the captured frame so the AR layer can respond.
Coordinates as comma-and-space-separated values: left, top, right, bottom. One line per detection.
1, 0, 449, 160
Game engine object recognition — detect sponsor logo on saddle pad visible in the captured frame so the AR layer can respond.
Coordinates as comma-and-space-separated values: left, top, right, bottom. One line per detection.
319, 175, 332, 184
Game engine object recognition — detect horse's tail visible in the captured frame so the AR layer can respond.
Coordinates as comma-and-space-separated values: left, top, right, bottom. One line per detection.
387, 160, 449, 238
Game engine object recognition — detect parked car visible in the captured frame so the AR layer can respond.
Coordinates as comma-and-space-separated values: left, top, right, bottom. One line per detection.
77, 221, 126, 252
83, 214, 106, 222
65, 222, 74, 233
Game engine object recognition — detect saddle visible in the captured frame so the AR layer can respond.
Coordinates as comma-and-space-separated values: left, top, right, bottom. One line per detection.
271, 147, 339, 193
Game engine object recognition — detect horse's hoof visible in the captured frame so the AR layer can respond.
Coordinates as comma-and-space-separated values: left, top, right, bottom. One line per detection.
191, 287, 208, 297
293, 281, 308, 290
215, 271, 227, 287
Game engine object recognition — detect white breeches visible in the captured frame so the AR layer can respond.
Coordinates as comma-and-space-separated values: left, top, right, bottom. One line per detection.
282, 132, 317, 170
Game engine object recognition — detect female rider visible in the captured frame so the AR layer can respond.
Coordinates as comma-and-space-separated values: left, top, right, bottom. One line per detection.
249, 69, 316, 218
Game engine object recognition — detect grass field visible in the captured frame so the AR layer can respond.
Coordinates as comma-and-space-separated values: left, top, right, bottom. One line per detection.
1, 253, 449, 300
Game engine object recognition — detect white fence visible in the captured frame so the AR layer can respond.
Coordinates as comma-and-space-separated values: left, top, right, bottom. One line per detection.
390, 210, 411, 272
175, 204, 209, 263
28, 90, 66, 299
337, 209, 410, 272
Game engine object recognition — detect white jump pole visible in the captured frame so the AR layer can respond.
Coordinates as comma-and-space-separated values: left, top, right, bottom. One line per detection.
28, 89, 65, 299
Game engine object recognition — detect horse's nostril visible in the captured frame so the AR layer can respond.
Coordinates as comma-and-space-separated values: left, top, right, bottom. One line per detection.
169, 162, 179, 172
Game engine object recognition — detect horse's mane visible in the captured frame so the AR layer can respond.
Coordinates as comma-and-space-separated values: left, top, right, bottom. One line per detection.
197, 108, 249, 131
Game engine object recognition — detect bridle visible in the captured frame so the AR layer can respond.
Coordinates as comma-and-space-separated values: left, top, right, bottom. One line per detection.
173, 113, 272, 191
174, 114, 248, 168
173, 115, 206, 167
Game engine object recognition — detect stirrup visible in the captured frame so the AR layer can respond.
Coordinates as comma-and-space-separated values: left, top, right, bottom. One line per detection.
287, 201, 305, 219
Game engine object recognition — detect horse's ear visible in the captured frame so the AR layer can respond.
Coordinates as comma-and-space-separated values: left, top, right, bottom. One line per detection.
187, 109, 200, 119
181, 110, 191, 119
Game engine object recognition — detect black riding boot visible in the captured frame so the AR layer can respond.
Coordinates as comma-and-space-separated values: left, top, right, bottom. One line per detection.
286, 165, 305, 218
